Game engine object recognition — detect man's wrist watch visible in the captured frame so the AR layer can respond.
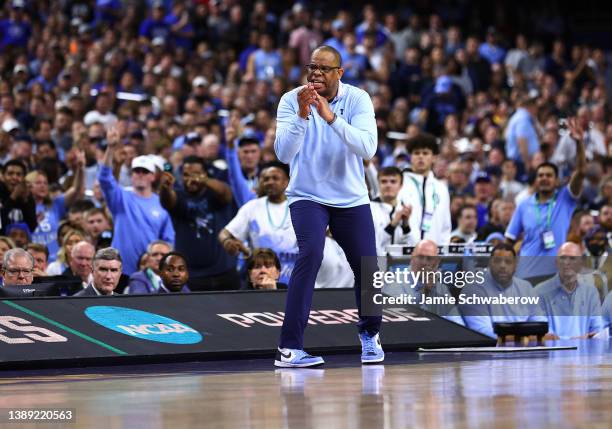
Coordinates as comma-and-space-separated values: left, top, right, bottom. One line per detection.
327, 113, 337, 125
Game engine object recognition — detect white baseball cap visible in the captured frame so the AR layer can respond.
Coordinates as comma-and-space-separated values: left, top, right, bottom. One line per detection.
2, 118, 20, 133
147, 154, 166, 172
192, 76, 208, 87
131, 156, 156, 173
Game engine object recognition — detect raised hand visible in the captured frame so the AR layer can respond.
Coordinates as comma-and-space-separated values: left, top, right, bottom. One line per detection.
567, 116, 585, 143
297, 83, 318, 120
106, 126, 121, 149
75, 150, 86, 169
159, 171, 175, 190
313, 92, 335, 123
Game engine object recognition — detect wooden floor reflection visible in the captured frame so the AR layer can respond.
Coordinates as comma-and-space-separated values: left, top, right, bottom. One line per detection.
0, 342, 611, 429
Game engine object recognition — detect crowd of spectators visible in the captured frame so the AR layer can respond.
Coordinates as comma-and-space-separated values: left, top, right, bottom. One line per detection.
0, 1, 611, 335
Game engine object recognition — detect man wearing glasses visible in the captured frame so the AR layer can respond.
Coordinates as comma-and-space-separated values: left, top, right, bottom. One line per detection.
274, 45, 382, 367
2, 248, 35, 286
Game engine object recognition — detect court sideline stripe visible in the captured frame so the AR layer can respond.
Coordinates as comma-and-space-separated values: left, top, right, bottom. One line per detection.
2, 300, 128, 356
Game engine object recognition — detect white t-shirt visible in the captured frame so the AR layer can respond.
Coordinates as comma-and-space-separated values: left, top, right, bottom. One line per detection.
225, 197, 296, 284
225, 196, 353, 287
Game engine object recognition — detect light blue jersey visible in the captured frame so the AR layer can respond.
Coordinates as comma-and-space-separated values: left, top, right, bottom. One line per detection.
32, 195, 66, 262
535, 274, 603, 339
274, 81, 377, 208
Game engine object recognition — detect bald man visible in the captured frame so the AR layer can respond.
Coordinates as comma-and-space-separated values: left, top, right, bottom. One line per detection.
383, 239, 464, 325
535, 242, 603, 339
64, 241, 95, 289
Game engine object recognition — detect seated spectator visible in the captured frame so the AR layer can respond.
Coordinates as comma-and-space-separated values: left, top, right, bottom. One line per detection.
451, 205, 478, 243
477, 199, 515, 242
84, 208, 112, 244
370, 166, 411, 256
74, 247, 123, 296
0, 236, 16, 271
46, 228, 87, 275
460, 243, 548, 338
2, 248, 34, 286
6, 222, 31, 248
383, 239, 464, 325
158, 252, 190, 293
66, 199, 96, 230
245, 248, 287, 290
566, 210, 595, 250
126, 240, 172, 294
26, 242, 48, 277
535, 242, 603, 339
583, 226, 611, 301
63, 241, 95, 290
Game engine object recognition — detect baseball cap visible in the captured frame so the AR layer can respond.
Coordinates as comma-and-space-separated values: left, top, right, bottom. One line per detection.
2, 118, 20, 134
131, 156, 156, 174
434, 75, 453, 94
13, 64, 28, 75
147, 154, 166, 172
192, 76, 208, 88
6, 222, 31, 240
474, 172, 491, 183
152, 37, 166, 47
331, 19, 345, 31
485, 232, 505, 243
185, 132, 201, 144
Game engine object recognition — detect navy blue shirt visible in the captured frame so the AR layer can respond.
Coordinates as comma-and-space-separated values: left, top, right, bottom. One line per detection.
139, 18, 170, 40
168, 186, 236, 278
0, 19, 31, 49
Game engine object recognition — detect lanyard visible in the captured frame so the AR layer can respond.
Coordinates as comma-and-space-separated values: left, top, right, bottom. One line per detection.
410, 176, 437, 212
266, 199, 289, 230
535, 192, 556, 230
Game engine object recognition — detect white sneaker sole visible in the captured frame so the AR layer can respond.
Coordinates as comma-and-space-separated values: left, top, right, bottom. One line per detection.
361, 355, 385, 364
274, 359, 325, 368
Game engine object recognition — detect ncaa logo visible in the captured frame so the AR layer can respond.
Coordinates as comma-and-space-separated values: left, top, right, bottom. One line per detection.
85, 306, 202, 344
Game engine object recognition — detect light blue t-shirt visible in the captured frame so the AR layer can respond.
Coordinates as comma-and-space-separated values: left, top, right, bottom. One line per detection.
505, 185, 577, 278
535, 274, 603, 339
32, 195, 66, 262
460, 272, 548, 338
274, 81, 377, 208
98, 165, 175, 275
505, 107, 539, 162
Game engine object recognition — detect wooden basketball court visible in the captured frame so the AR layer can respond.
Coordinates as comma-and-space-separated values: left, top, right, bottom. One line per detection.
0, 340, 610, 428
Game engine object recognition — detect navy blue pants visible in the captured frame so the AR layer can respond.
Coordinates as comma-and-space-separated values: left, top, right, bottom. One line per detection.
279, 200, 383, 349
